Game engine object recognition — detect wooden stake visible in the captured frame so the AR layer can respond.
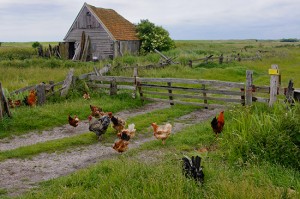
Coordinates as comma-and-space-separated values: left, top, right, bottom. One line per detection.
269, 65, 279, 107
245, 70, 253, 106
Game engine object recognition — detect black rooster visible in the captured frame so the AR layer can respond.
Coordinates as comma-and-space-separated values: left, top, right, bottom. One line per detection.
182, 155, 204, 184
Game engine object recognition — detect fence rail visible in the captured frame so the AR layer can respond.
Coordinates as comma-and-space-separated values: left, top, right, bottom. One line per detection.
3, 65, 297, 114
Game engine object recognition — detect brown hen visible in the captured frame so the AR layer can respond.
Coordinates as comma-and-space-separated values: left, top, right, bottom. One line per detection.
108, 112, 126, 133
113, 139, 129, 153
151, 123, 172, 145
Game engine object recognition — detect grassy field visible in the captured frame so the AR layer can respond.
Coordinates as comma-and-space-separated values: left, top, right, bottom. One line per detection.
0, 40, 299, 198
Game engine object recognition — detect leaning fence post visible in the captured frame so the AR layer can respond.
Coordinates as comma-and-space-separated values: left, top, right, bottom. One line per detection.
60, 68, 74, 97
245, 70, 253, 106
0, 82, 11, 119
269, 64, 280, 107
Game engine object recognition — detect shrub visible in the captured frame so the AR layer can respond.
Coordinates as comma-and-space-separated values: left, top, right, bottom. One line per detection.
136, 19, 175, 54
32, 41, 42, 49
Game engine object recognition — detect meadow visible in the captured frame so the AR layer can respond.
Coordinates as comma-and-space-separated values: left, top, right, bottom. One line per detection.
0, 40, 299, 198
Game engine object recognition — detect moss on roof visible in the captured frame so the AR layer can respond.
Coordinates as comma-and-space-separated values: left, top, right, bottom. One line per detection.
88, 4, 139, 41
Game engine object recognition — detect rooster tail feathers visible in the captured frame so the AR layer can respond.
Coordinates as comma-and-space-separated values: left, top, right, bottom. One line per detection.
195, 156, 201, 170
211, 117, 218, 127
182, 157, 192, 177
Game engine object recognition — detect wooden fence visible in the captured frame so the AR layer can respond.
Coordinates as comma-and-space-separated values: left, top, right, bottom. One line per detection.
188, 52, 262, 67
84, 65, 295, 108
1, 64, 297, 119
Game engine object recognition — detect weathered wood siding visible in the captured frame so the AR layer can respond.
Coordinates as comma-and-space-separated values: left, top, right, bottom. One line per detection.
114, 41, 140, 57
64, 6, 114, 60
64, 6, 140, 60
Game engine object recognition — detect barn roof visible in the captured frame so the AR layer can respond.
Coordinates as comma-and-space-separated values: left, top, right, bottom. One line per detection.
87, 4, 139, 41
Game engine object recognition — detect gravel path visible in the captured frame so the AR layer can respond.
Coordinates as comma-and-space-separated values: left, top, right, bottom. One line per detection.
0, 102, 220, 197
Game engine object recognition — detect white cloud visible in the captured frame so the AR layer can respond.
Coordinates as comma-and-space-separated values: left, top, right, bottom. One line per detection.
0, 0, 299, 41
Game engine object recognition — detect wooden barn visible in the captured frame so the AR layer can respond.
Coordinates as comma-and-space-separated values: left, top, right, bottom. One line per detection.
60, 3, 140, 61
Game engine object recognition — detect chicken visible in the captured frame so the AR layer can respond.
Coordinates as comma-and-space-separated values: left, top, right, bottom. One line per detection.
13, 99, 22, 107
88, 115, 111, 141
8, 98, 15, 108
83, 91, 90, 100
113, 139, 129, 153
27, 90, 37, 106
117, 123, 136, 141
68, 114, 79, 127
211, 111, 225, 137
90, 104, 103, 118
151, 123, 172, 145
108, 112, 126, 133
182, 155, 204, 184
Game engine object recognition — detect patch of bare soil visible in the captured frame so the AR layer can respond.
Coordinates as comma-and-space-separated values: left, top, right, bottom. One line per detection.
0, 102, 221, 197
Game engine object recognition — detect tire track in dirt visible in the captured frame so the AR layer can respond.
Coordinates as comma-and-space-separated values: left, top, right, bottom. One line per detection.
0, 104, 221, 197
0, 102, 170, 151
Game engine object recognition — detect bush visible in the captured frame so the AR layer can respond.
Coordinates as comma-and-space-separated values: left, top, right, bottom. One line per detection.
136, 19, 175, 54
32, 41, 42, 49
280, 38, 299, 42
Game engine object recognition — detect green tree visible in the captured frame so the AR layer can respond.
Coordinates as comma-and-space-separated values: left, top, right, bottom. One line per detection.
32, 41, 42, 49
136, 19, 175, 54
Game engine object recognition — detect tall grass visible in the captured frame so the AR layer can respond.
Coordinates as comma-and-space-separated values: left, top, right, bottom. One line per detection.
221, 103, 300, 169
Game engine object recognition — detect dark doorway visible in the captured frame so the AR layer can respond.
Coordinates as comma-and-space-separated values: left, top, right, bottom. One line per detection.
68, 42, 75, 59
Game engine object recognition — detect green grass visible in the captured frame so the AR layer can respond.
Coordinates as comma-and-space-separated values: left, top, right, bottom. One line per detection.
1, 40, 300, 198
0, 92, 144, 138
0, 104, 198, 161
18, 105, 300, 198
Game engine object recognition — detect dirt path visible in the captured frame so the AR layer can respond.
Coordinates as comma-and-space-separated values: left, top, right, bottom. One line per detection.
0, 102, 170, 151
0, 102, 220, 197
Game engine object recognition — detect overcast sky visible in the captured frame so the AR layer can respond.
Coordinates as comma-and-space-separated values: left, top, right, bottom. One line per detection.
1, 0, 299, 42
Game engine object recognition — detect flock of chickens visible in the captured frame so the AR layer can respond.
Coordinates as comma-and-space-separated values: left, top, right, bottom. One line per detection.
68, 104, 176, 153
11, 89, 225, 184
69, 103, 225, 185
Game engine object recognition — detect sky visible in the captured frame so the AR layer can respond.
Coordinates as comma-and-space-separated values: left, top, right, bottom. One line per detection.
1, 0, 300, 42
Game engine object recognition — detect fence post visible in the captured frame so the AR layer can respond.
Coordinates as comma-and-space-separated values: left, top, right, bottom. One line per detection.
245, 70, 253, 106
132, 67, 138, 98
167, 82, 174, 105
218, 54, 223, 64
36, 83, 46, 106
0, 82, 11, 119
110, 78, 117, 95
60, 68, 74, 97
188, 60, 193, 67
269, 64, 280, 107
136, 78, 144, 104
49, 81, 55, 92
202, 84, 208, 109
284, 79, 295, 105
